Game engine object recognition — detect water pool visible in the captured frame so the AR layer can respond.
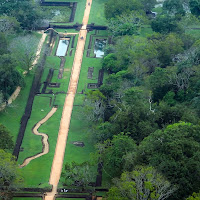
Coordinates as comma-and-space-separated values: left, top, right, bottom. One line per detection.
56, 39, 69, 56
94, 39, 106, 58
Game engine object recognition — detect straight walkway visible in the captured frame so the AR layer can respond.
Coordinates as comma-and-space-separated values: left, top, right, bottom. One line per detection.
44, 0, 92, 199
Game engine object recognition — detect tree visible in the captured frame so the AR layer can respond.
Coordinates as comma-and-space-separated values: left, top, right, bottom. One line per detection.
0, 149, 23, 200
151, 15, 183, 34
136, 122, 200, 199
9, 34, 40, 73
163, 0, 186, 17
148, 67, 171, 101
141, 0, 157, 13
0, 54, 24, 100
0, 124, 13, 151
0, 16, 20, 33
104, 0, 142, 19
149, 33, 184, 67
98, 134, 137, 177
190, 0, 200, 16
106, 166, 176, 200
83, 90, 106, 122
108, 11, 147, 37
102, 53, 118, 73
0, 0, 43, 30
61, 161, 97, 190
114, 35, 158, 73
0, 33, 7, 55
186, 192, 200, 199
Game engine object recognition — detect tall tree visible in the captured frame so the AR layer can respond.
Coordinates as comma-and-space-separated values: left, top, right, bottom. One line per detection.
0, 124, 13, 151
9, 34, 40, 73
190, 0, 200, 16
104, 0, 142, 19
62, 161, 97, 190
106, 166, 176, 200
108, 11, 147, 37
0, 54, 23, 100
98, 134, 137, 177
136, 122, 200, 199
0, 0, 43, 30
0, 149, 23, 200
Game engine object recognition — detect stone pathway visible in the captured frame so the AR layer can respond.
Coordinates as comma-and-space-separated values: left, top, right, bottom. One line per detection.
44, 0, 92, 199
20, 107, 57, 168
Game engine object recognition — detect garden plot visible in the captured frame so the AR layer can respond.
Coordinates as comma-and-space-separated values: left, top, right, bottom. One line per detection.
42, 6, 72, 22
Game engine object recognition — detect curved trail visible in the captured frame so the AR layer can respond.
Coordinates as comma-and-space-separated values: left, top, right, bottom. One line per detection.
45, 0, 92, 199
20, 107, 58, 168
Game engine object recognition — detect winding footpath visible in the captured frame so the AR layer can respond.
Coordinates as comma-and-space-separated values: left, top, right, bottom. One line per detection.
20, 107, 58, 168
45, 0, 92, 199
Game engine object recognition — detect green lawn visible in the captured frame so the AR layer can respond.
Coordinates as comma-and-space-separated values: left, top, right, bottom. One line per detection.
0, 0, 110, 190
18, 49, 74, 187
0, 73, 34, 144
89, 0, 107, 25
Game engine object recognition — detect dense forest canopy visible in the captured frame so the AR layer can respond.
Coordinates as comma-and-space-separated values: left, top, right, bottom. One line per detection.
83, 0, 200, 199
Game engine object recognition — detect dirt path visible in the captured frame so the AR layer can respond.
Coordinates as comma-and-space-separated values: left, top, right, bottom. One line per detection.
31, 31, 47, 68
19, 107, 57, 168
44, 1, 92, 199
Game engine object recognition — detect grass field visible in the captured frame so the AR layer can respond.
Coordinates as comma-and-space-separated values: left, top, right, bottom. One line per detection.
16, 29, 109, 188
0, 0, 110, 192
88, 0, 107, 25
17, 32, 75, 187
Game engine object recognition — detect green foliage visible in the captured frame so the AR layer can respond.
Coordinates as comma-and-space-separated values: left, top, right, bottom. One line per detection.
190, 0, 200, 16
83, 90, 106, 122
163, 0, 186, 16
104, 0, 142, 19
151, 15, 183, 34
0, 54, 24, 100
148, 67, 170, 101
0, 33, 7, 55
149, 33, 184, 67
108, 11, 147, 37
141, 0, 157, 12
102, 53, 118, 72
62, 161, 97, 189
187, 192, 200, 199
41, 6, 71, 23
136, 122, 200, 199
100, 134, 137, 177
106, 166, 176, 200
0, 0, 43, 30
0, 149, 23, 200
0, 15, 21, 33
0, 124, 13, 151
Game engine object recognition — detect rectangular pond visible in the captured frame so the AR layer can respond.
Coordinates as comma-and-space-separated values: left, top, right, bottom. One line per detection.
56, 39, 69, 56
94, 39, 106, 58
